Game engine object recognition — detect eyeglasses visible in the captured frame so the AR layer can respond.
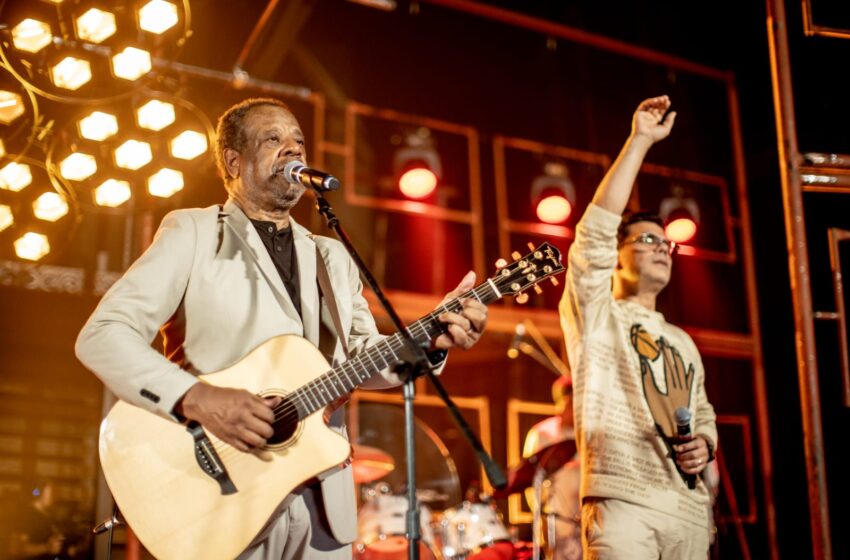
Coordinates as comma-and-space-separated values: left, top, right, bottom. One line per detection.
622, 232, 679, 256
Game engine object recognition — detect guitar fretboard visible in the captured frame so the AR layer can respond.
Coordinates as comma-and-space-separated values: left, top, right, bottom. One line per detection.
285, 282, 501, 418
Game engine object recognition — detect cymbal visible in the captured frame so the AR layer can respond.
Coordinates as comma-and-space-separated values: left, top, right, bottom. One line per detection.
351, 444, 395, 484
492, 439, 577, 498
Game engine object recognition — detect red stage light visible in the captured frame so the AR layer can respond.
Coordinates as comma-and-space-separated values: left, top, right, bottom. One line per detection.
398, 166, 437, 199
665, 216, 698, 243
535, 193, 572, 224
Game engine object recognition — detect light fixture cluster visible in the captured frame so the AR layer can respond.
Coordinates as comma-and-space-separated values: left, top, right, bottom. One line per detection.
2, 0, 187, 100
50, 94, 210, 210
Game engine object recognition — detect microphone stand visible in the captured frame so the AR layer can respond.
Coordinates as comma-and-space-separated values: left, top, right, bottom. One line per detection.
313, 192, 432, 560
311, 190, 507, 560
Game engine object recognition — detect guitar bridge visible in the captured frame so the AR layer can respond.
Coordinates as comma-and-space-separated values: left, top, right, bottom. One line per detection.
187, 422, 237, 495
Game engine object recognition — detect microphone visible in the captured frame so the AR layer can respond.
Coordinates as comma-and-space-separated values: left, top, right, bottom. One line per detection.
507, 323, 526, 359
283, 160, 340, 192
674, 406, 696, 490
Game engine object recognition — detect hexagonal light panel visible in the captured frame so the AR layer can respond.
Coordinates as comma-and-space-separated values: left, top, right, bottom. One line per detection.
136, 99, 175, 131
170, 130, 208, 160
0, 90, 26, 124
14, 232, 50, 261
94, 179, 132, 207
59, 152, 97, 181
0, 162, 32, 191
111, 47, 151, 81
0, 205, 13, 232
114, 140, 153, 170
76, 8, 117, 44
11, 18, 53, 53
139, 0, 179, 34
78, 111, 119, 141
50, 56, 92, 90
148, 168, 183, 197
33, 192, 69, 222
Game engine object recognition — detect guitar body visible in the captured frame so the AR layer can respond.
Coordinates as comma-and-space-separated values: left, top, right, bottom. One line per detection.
99, 335, 352, 560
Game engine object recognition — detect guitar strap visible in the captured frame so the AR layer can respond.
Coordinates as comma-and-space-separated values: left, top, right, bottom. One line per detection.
315, 246, 350, 360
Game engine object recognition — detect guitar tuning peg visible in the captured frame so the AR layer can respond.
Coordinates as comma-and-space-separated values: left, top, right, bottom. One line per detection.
495, 258, 508, 270
515, 292, 529, 304
550, 277, 559, 287
533, 284, 543, 295
527, 242, 535, 251
511, 251, 522, 260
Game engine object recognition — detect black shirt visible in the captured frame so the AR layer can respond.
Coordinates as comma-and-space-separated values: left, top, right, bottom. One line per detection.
250, 219, 301, 318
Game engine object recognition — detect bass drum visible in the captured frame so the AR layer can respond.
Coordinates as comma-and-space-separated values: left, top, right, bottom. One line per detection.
355, 491, 439, 560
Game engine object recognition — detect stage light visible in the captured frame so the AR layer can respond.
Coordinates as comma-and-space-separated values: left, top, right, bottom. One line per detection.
0, 205, 13, 232
11, 19, 53, 54
170, 130, 207, 160
94, 178, 131, 207
114, 140, 153, 170
112, 47, 152, 81
76, 8, 117, 44
0, 91, 26, 124
139, 0, 179, 34
531, 162, 575, 224
79, 111, 119, 141
50, 57, 92, 90
32, 192, 69, 221
0, 139, 5, 158
660, 187, 700, 243
59, 152, 97, 181
136, 100, 175, 131
147, 167, 183, 197
14, 232, 50, 261
394, 128, 441, 200
0, 162, 32, 191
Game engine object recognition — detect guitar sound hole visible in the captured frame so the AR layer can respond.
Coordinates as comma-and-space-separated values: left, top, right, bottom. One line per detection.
268, 396, 299, 446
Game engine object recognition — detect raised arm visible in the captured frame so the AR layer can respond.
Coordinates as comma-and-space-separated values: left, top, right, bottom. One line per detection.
592, 95, 676, 214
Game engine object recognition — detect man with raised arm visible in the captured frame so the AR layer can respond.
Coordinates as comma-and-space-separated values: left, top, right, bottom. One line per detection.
559, 96, 718, 559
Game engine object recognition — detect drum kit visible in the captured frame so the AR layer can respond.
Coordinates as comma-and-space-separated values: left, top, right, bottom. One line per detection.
351, 438, 576, 560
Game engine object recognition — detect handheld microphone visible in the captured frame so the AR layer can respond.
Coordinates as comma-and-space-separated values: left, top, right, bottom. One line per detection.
92, 512, 123, 535
507, 323, 526, 359
674, 406, 696, 490
283, 160, 340, 192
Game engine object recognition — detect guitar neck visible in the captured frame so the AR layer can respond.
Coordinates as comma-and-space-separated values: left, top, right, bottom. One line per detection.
289, 281, 502, 417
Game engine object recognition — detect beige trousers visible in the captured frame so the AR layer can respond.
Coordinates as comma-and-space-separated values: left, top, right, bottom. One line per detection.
238, 485, 352, 560
581, 498, 709, 560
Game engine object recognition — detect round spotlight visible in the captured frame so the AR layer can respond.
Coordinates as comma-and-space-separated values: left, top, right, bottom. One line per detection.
136, 100, 175, 131
139, 0, 179, 34
170, 130, 207, 160
79, 111, 119, 141
14, 232, 50, 261
0, 91, 25, 124
111, 47, 152, 81
398, 167, 437, 199
76, 8, 117, 44
50, 57, 93, 90
59, 152, 97, 181
32, 192, 69, 222
147, 168, 183, 197
11, 19, 53, 54
114, 140, 153, 170
0, 162, 33, 191
94, 179, 132, 207
535, 193, 572, 224
0, 205, 14, 232
665, 216, 698, 243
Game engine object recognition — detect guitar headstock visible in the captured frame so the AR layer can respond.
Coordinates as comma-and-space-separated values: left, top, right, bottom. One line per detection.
491, 242, 564, 303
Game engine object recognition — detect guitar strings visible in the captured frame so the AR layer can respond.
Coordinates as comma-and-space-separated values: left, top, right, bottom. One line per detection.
210, 284, 495, 460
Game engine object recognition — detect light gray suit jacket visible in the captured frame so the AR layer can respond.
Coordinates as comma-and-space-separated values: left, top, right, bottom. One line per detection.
76, 198, 406, 545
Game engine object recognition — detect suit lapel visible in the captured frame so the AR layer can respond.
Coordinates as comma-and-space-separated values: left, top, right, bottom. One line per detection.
292, 218, 319, 347
220, 199, 304, 333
